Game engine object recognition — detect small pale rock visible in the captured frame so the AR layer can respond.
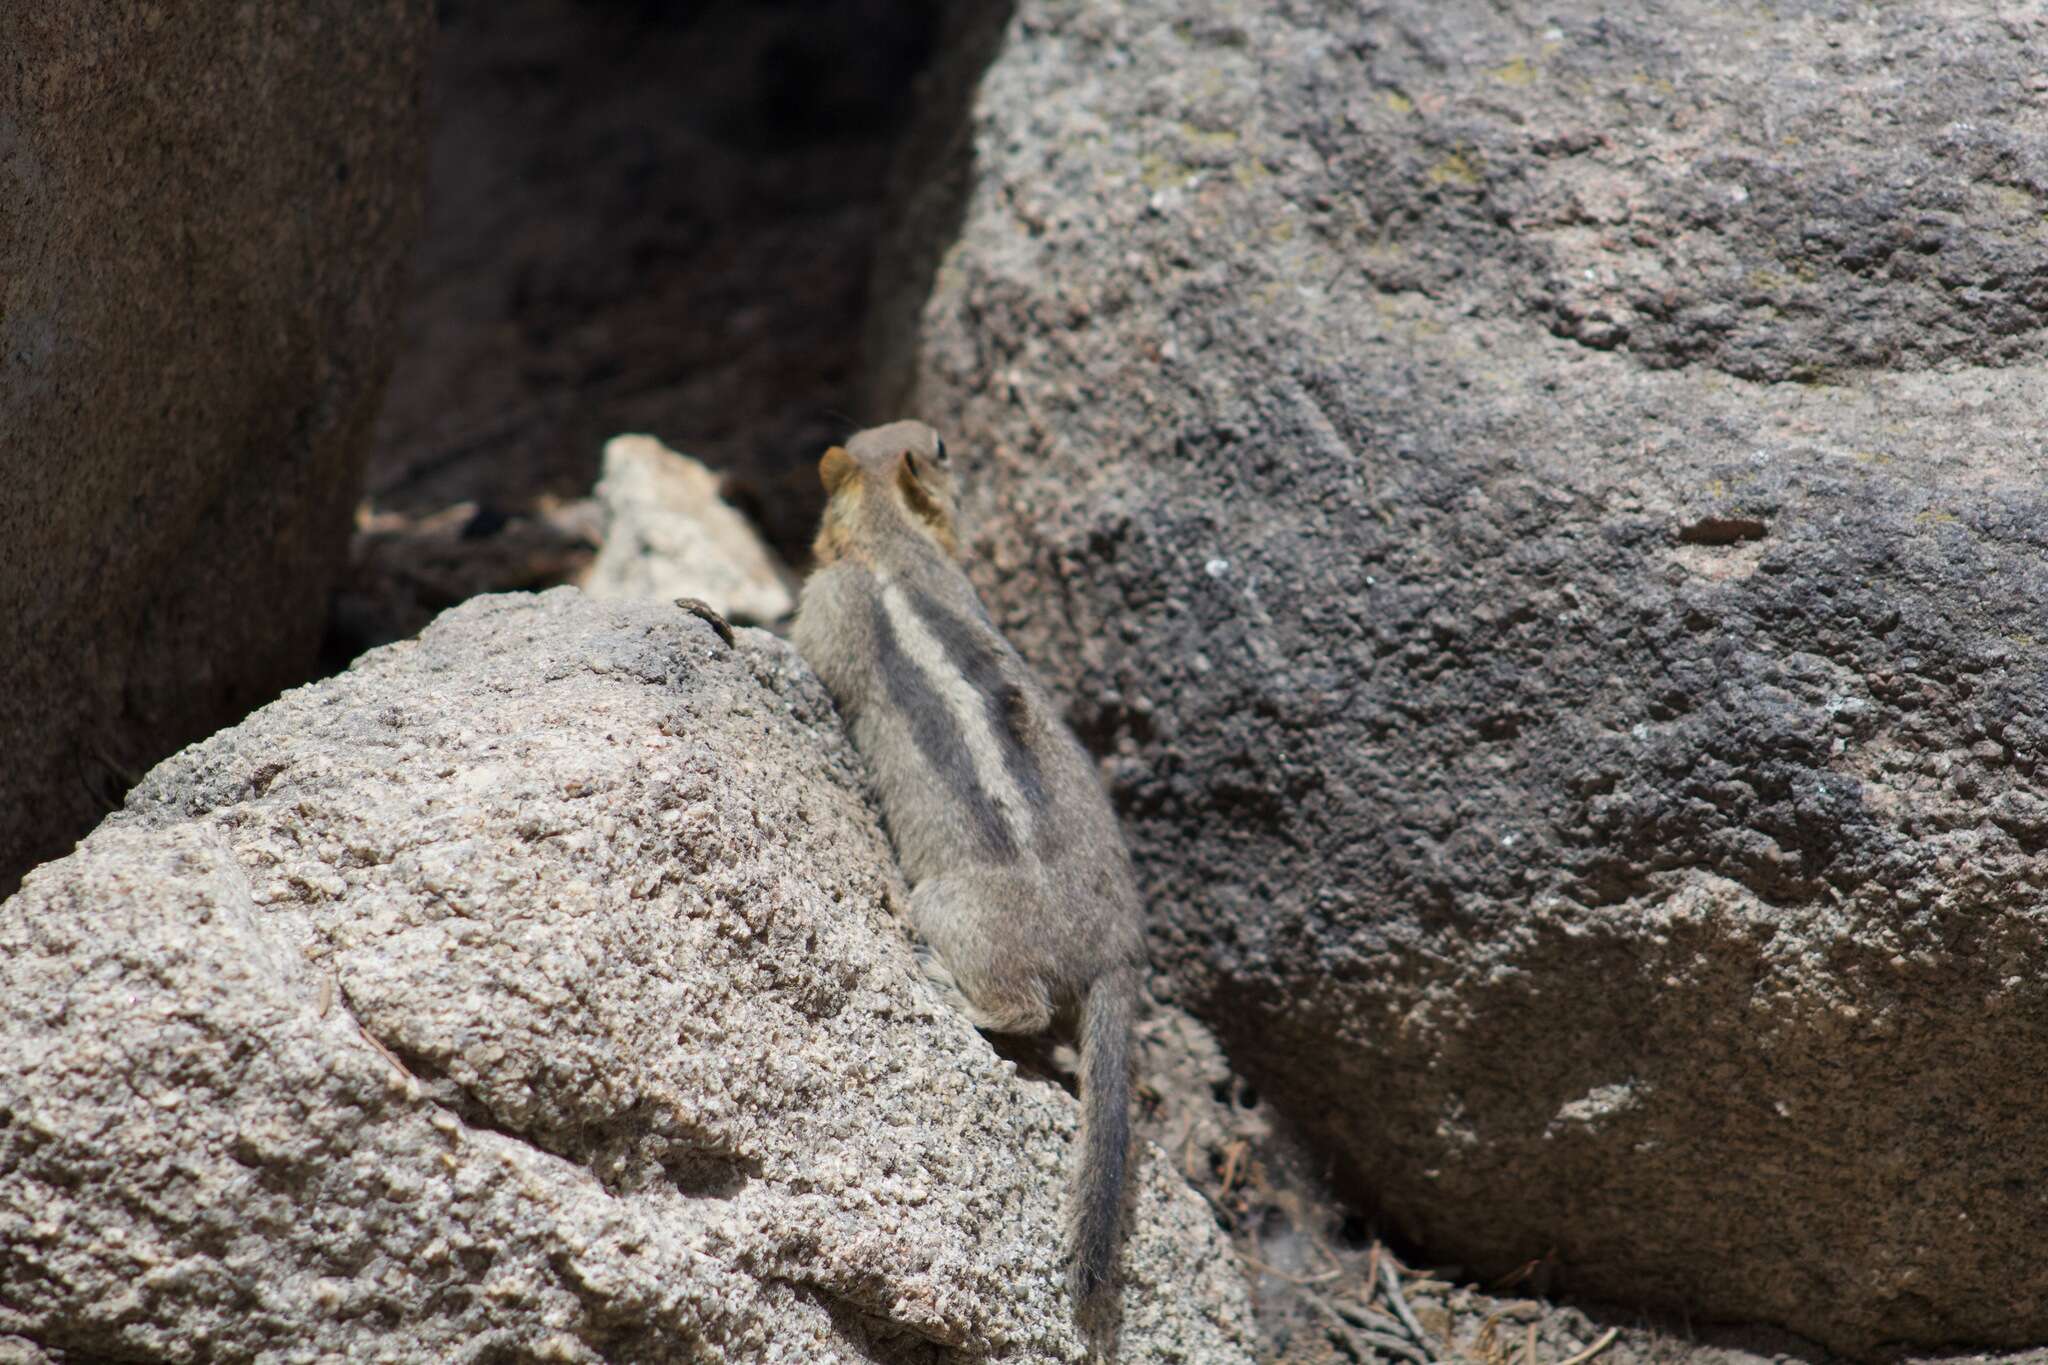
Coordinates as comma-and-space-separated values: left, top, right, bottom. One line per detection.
580, 435, 796, 622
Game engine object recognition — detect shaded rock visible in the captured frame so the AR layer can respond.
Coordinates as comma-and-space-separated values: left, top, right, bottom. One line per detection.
899, 0, 2048, 1352
0, 590, 1253, 1363
0, 3, 433, 894
580, 435, 797, 623
367, 0, 946, 566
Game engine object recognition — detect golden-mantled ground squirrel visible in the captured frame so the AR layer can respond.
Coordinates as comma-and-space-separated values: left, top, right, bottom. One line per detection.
792, 420, 1146, 1310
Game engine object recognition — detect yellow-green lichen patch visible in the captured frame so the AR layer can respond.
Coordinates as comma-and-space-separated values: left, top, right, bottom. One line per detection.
1489, 55, 1539, 87
1425, 149, 1481, 188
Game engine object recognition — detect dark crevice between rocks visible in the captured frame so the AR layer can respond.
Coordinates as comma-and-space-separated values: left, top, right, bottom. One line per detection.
0, 1332, 156, 1365
328, 0, 1015, 667
769, 1275, 984, 1365
380, 1037, 757, 1201
859, 2, 1019, 424
1678, 516, 1770, 546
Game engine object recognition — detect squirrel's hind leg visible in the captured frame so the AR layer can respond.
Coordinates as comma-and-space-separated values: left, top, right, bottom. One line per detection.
907, 877, 1055, 1035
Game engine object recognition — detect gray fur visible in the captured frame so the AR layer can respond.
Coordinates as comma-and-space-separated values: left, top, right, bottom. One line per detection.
792, 420, 1147, 1313
869, 594, 1020, 860
906, 588, 1051, 817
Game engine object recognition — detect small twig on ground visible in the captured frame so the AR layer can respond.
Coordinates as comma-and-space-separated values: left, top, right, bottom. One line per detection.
356, 1022, 418, 1082
1475, 1312, 1504, 1365
1308, 1290, 1375, 1363
673, 597, 734, 648
1492, 1253, 1548, 1292
1379, 1254, 1439, 1360
1555, 1328, 1620, 1365
1525, 1322, 1539, 1365
92, 743, 143, 790
1309, 1291, 1432, 1365
1333, 1299, 1408, 1337
1239, 1250, 1344, 1286
1218, 1138, 1250, 1193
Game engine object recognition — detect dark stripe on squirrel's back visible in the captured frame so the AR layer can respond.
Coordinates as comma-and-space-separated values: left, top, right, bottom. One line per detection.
870, 596, 1019, 860
907, 590, 1051, 815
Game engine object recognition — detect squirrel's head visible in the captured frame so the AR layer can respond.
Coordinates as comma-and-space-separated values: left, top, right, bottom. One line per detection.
814, 419, 960, 563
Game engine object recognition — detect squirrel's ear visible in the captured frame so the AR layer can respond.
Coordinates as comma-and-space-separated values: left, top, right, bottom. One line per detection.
820, 446, 857, 495
896, 452, 950, 530
897, 450, 927, 494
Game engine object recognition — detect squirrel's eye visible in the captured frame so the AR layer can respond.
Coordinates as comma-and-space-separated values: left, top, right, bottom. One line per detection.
933, 437, 948, 465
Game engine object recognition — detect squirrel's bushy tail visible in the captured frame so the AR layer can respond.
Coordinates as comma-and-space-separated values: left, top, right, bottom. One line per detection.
1071, 966, 1136, 1309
